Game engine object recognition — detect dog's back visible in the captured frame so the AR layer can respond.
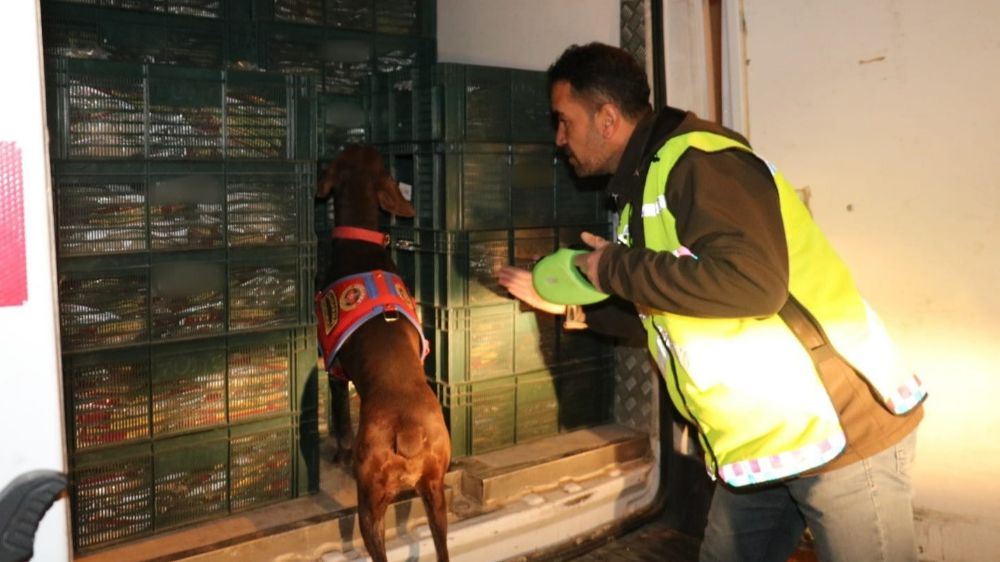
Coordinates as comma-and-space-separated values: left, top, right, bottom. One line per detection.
317, 145, 451, 562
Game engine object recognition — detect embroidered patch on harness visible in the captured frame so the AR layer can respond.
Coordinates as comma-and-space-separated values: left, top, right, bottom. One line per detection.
339, 283, 366, 311
392, 278, 416, 311
319, 291, 338, 335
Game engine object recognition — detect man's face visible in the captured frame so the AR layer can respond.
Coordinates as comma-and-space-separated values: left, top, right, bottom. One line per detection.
551, 81, 611, 177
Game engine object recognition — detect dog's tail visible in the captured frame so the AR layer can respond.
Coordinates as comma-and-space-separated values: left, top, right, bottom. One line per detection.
394, 426, 425, 459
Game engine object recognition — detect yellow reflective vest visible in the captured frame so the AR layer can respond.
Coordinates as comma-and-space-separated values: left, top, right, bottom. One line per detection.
617, 131, 926, 487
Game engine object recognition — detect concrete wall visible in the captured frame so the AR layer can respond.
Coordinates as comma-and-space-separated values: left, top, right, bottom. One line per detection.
742, 2, 1000, 560
437, 0, 619, 70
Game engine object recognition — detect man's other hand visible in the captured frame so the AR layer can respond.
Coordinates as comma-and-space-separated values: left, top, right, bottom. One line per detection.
496, 265, 567, 315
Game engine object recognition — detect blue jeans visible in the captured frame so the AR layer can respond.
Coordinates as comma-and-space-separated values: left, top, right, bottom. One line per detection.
700, 430, 919, 562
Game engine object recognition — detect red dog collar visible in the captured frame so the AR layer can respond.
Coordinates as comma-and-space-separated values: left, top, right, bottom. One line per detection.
332, 226, 390, 247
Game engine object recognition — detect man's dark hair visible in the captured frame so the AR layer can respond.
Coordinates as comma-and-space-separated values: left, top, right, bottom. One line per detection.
548, 42, 652, 120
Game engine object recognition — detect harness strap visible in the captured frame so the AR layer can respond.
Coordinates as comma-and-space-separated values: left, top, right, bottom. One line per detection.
315, 270, 428, 382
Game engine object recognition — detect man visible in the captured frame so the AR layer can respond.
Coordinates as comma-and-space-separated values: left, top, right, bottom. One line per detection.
497, 42, 925, 562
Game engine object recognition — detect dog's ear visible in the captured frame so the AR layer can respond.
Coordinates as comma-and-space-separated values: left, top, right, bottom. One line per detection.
376, 173, 416, 218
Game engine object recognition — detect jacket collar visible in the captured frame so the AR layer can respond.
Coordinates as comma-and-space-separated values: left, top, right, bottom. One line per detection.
606, 106, 690, 210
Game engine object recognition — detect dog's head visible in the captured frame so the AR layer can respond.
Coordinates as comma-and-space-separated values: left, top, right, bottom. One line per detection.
317, 145, 415, 219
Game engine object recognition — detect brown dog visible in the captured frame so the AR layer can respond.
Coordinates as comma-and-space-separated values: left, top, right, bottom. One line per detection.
316, 145, 451, 562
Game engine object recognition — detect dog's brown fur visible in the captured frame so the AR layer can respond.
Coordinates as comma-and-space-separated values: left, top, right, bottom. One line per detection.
317, 145, 451, 562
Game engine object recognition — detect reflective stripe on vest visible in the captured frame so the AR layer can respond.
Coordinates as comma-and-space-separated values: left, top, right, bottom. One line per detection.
620, 131, 925, 487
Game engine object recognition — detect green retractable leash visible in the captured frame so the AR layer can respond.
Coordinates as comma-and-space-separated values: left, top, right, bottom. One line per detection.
531, 248, 610, 305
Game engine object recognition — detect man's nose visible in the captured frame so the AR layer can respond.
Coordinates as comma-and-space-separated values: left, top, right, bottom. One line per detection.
555, 124, 567, 146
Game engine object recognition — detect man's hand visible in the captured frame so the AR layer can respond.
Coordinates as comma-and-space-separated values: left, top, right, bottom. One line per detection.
496, 265, 567, 315
573, 231, 610, 292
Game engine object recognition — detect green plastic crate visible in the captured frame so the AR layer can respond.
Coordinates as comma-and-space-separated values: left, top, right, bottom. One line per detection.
52, 160, 316, 258
314, 198, 335, 234
371, 63, 551, 144
41, 3, 228, 66
380, 147, 597, 231
149, 341, 228, 438
257, 22, 372, 95
227, 330, 298, 421
554, 156, 611, 225
314, 228, 334, 295
388, 224, 612, 380
514, 304, 558, 374
390, 227, 510, 308
69, 415, 307, 551
229, 416, 297, 512
381, 142, 558, 230
62, 326, 317, 452
70, 442, 154, 550
416, 300, 568, 384
510, 69, 553, 143
511, 145, 557, 227
65, 347, 152, 451
255, 21, 433, 95
57, 244, 315, 352
417, 300, 609, 384
228, 244, 318, 332
44, 0, 224, 19
227, 162, 318, 248
514, 359, 615, 443
260, 0, 373, 29
389, 225, 557, 308
373, 0, 434, 36
372, 32, 436, 73
251, 0, 435, 36
420, 302, 517, 383
46, 58, 316, 160
448, 376, 516, 457
317, 93, 368, 160
153, 429, 230, 530
58, 255, 152, 350
434, 358, 615, 458
315, 366, 329, 436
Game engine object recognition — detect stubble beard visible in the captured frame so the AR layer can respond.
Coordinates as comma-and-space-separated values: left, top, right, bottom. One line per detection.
566, 146, 604, 178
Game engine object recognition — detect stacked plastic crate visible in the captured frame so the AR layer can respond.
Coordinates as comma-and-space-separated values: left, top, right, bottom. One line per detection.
370, 63, 616, 458
39, 0, 330, 551
239, 0, 438, 446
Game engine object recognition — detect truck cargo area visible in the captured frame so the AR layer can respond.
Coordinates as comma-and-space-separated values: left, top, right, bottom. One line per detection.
75, 423, 656, 562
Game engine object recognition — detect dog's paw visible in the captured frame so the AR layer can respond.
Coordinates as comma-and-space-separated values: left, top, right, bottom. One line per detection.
332, 445, 353, 465
333, 434, 354, 465
320, 435, 340, 464
321, 434, 354, 465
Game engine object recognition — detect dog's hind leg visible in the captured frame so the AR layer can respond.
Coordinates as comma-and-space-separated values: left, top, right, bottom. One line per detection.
417, 475, 450, 562
329, 378, 354, 464
357, 483, 390, 562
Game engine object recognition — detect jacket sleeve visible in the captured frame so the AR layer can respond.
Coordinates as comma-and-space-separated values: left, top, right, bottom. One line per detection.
596, 148, 790, 318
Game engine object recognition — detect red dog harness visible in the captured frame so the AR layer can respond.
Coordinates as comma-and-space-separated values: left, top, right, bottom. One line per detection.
316, 228, 429, 382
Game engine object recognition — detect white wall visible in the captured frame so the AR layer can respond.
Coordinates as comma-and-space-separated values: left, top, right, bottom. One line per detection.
662, 0, 713, 118
436, 0, 619, 70
742, 2, 1000, 560
0, 1, 71, 560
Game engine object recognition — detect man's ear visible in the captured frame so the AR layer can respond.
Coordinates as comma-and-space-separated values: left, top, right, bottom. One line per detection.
596, 103, 621, 139
376, 174, 416, 218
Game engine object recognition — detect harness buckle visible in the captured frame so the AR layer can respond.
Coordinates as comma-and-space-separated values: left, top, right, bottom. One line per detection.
383, 308, 401, 322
